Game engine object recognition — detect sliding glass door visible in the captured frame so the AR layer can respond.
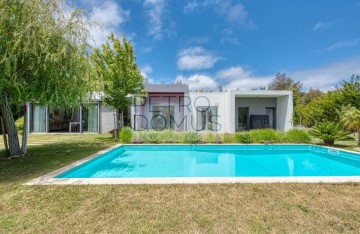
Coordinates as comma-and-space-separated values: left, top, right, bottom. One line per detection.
31, 105, 47, 132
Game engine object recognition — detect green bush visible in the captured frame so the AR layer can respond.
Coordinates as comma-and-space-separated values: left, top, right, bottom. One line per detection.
15, 116, 24, 135
215, 134, 223, 144
249, 129, 279, 143
160, 130, 179, 143
203, 132, 216, 143
132, 131, 144, 144
223, 133, 235, 143
309, 121, 353, 145
184, 132, 201, 144
285, 129, 311, 143
119, 127, 133, 144
235, 132, 253, 143
144, 131, 161, 144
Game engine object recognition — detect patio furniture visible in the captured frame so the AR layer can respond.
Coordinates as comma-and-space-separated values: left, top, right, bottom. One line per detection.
69, 122, 80, 133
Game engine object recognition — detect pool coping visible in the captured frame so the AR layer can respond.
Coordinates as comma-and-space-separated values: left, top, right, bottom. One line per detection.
25, 144, 360, 185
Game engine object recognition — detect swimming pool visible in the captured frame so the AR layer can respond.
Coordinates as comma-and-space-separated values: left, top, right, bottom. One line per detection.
26, 144, 360, 184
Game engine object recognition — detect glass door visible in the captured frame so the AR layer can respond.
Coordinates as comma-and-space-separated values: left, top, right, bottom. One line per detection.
265, 107, 276, 129
238, 108, 249, 131
82, 103, 99, 133
31, 105, 47, 132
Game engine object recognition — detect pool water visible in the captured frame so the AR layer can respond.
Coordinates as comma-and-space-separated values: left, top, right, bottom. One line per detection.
56, 145, 360, 178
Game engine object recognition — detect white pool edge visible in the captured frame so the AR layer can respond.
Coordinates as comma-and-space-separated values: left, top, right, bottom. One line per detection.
25, 144, 360, 185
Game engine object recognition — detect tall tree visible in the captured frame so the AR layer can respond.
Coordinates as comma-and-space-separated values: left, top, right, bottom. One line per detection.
339, 75, 360, 109
341, 106, 360, 147
302, 88, 324, 105
90, 33, 146, 134
268, 73, 302, 91
268, 73, 303, 124
0, 0, 92, 156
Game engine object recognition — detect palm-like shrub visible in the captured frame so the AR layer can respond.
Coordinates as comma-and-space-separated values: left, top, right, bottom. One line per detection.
309, 122, 353, 145
341, 107, 360, 146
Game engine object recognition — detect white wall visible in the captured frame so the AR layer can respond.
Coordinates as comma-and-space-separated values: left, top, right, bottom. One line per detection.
276, 95, 293, 131
100, 104, 116, 133
131, 94, 187, 131
128, 91, 293, 133
188, 92, 232, 133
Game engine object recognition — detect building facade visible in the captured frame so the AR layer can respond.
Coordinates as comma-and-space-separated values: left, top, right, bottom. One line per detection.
27, 84, 293, 134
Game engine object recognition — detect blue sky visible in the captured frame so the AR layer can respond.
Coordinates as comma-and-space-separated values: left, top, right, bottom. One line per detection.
79, 0, 360, 91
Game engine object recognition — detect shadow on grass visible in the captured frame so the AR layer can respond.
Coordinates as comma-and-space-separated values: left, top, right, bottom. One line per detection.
0, 140, 115, 184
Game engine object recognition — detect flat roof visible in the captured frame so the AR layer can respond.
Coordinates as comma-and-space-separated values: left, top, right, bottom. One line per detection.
231, 90, 292, 97
145, 84, 189, 93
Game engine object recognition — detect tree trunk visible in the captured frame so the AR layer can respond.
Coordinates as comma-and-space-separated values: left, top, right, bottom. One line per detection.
0, 93, 21, 156
0, 114, 9, 155
21, 104, 28, 154
113, 113, 118, 139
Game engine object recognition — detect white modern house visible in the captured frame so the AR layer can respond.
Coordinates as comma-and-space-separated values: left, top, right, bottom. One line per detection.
26, 83, 293, 134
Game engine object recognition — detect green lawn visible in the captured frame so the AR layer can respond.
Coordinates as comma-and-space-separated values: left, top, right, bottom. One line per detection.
0, 134, 360, 233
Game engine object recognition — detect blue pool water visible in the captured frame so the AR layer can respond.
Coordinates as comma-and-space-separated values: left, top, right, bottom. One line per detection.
56, 145, 360, 178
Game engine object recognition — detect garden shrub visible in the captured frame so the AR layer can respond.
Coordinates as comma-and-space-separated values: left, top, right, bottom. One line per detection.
223, 133, 235, 143
215, 134, 223, 144
184, 132, 201, 144
144, 131, 161, 144
309, 121, 353, 145
203, 132, 216, 143
15, 116, 24, 135
132, 131, 144, 144
235, 132, 253, 143
160, 130, 178, 143
285, 129, 311, 143
119, 127, 133, 144
249, 129, 279, 143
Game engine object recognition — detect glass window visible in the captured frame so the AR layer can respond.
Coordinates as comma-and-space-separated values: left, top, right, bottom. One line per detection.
31, 105, 47, 132
196, 106, 218, 131
238, 108, 249, 131
82, 103, 99, 133
151, 106, 175, 130
265, 107, 276, 129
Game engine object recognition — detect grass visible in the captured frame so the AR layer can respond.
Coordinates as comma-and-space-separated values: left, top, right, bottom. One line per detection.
0, 134, 360, 233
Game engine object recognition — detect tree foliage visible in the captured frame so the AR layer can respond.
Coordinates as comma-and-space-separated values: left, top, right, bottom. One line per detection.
90, 33, 146, 129
341, 106, 360, 146
0, 0, 92, 156
268, 73, 303, 91
300, 75, 360, 127
268, 73, 303, 124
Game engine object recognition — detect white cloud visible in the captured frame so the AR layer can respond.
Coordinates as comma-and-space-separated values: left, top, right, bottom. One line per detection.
184, 0, 255, 29
177, 47, 220, 71
326, 39, 359, 51
289, 56, 360, 91
217, 66, 272, 90
215, 0, 255, 29
88, 1, 130, 46
143, 0, 166, 41
183, 0, 213, 13
171, 57, 360, 92
313, 21, 336, 31
183, 1, 201, 13
221, 28, 240, 45
175, 74, 218, 90
141, 65, 155, 83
